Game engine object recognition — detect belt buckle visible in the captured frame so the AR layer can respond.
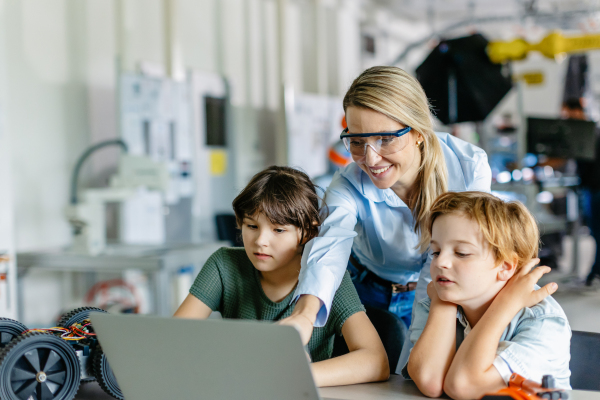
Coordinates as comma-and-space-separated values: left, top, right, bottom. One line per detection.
391, 283, 407, 294
391, 282, 417, 294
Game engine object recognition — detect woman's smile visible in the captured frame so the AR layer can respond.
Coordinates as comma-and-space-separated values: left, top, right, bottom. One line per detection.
369, 165, 392, 176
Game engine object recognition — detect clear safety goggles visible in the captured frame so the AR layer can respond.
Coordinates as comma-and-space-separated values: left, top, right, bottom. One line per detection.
340, 126, 412, 156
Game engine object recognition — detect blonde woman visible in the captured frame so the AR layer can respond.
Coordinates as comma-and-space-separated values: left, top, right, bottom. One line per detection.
280, 66, 491, 373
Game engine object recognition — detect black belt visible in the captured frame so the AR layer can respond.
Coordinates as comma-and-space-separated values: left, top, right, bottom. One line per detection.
349, 255, 417, 293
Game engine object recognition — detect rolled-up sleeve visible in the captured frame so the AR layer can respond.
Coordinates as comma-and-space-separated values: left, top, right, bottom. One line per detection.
293, 175, 359, 327
496, 315, 572, 389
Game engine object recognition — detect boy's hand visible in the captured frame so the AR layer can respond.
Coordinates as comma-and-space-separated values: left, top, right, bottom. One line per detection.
426, 281, 441, 304
495, 258, 558, 312
427, 281, 456, 311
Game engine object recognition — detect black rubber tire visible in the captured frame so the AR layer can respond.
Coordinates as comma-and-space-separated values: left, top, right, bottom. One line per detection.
57, 307, 107, 328
0, 318, 28, 349
0, 331, 81, 400
92, 346, 123, 400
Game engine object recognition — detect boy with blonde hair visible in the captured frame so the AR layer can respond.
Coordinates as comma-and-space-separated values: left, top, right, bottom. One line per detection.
404, 191, 571, 399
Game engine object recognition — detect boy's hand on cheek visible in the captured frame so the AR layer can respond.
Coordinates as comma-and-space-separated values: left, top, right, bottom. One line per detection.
426, 281, 440, 303
427, 281, 454, 309
495, 258, 558, 313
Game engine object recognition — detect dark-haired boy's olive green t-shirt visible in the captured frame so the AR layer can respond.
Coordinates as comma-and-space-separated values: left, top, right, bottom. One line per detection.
189, 247, 365, 362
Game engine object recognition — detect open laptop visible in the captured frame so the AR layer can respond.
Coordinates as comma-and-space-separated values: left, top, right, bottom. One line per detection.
90, 313, 323, 400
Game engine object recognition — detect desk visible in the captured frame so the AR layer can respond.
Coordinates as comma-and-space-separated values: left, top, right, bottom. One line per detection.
74, 375, 600, 400
321, 375, 425, 399
17, 242, 227, 317
321, 376, 600, 400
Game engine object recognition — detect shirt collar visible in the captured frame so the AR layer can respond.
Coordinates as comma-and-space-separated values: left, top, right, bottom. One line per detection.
456, 306, 470, 332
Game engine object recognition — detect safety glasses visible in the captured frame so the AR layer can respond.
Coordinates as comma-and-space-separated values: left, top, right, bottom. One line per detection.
340, 126, 412, 156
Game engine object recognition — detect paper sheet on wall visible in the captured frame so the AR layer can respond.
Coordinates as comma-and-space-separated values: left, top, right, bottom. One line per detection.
120, 189, 165, 245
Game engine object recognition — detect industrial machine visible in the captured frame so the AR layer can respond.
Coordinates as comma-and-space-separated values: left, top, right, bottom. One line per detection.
488, 31, 600, 64
66, 152, 170, 255
0, 307, 122, 400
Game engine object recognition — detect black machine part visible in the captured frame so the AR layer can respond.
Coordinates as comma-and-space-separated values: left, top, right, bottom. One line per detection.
416, 33, 513, 125
0, 332, 81, 400
93, 345, 124, 400
57, 306, 107, 329
542, 375, 556, 389
0, 318, 28, 349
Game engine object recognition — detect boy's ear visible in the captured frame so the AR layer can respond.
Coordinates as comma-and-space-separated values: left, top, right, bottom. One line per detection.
497, 256, 518, 282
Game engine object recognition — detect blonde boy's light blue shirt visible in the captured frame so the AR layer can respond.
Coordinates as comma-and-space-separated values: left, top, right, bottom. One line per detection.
293, 132, 492, 326
401, 293, 572, 389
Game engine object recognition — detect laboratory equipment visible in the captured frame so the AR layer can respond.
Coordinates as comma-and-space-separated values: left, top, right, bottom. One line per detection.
527, 117, 596, 161
66, 146, 169, 256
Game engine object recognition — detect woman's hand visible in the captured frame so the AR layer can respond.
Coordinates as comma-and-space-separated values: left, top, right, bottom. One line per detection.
278, 313, 315, 345
278, 294, 321, 345
494, 258, 558, 313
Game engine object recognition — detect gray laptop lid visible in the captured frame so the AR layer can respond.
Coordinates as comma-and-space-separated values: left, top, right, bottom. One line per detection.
90, 313, 321, 400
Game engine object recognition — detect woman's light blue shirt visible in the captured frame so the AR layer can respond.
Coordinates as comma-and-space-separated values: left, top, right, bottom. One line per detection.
293, 132, 492, 326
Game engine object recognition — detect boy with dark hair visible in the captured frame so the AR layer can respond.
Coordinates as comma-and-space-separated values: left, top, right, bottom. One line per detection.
175, 166, 389, 387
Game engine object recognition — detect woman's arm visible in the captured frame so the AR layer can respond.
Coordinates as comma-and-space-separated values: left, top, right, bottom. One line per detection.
443, 261, 557, 400
173, 294, 213, 319
284, 173, 361, 341
311, 311, 389, 387
407, 282, 458, 398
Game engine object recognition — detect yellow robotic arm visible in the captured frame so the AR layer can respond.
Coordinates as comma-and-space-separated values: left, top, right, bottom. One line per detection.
488, 31, 600, 63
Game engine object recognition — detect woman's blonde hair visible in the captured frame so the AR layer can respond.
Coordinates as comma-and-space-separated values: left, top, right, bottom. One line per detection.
343, 66, 448, 252
425, 192, 539, 271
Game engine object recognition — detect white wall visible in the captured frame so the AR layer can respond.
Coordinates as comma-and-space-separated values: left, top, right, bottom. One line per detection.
0, 0, 17, 318
3, 0, 90, 251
